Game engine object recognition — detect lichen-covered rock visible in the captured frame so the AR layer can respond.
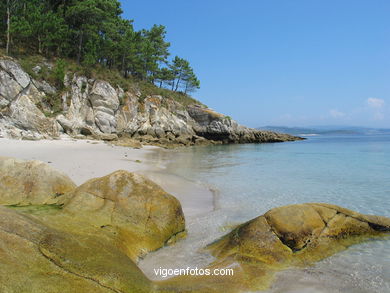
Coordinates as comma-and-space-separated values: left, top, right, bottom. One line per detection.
187, 203, 390, 292
0, 206, 153, 293
159, 204, 390, 293
0, 159, 190, 292
0, 163, 389, 293
0, 157, 76, 205
63, 170, 186, 261
209, 203, 390, 263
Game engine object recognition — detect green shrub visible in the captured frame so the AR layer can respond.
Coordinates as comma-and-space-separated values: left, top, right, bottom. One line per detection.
52, 59, 67, 88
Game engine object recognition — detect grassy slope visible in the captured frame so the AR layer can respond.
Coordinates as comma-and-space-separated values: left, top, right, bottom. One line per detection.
0, 51, 204, 111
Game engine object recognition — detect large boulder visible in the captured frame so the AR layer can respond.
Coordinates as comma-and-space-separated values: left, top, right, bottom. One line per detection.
0, 206, 153, 293
63, 170, 186, 261
0, 160, 187, 292
0, 157, 76, 205
209, 203, 390, 264
0, 160, 185, 292
159, 204, 390, 293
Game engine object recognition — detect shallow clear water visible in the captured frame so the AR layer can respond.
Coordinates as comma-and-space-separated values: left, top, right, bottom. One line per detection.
140, 134, 390, 292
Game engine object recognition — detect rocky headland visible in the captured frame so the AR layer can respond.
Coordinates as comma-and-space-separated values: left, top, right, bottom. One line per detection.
0, 56, 301, 147
0, 157, 389, 293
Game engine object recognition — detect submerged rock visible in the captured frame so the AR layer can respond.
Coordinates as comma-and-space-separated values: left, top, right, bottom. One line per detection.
176, 203, 390, 292
0, 157, 76, 205
159, 203, 390, 292
0, 157, 388, 293
209, 203, 390, 262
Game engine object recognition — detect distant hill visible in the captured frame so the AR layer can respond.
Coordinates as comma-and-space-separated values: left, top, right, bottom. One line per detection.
258, 126, 390, 136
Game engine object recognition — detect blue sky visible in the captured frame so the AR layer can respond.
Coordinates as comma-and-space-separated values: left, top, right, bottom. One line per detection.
121, 0, 390, 128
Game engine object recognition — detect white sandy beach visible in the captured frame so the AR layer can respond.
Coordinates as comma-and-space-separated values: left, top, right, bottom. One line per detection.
0, 138, 214, 218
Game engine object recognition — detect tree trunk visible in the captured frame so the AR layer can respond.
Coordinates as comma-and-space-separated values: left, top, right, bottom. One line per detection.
6, 0, 10, 55
77, 31, 83, 64
38, 35, 42, 54
121, 55, 125, 75
174, 69, 184, 92
174, 75, 181, 92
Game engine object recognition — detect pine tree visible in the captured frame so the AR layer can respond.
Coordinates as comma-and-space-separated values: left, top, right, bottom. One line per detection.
0, 0, 200, 93
140, 25, 170, 81
65, 0, 122, 64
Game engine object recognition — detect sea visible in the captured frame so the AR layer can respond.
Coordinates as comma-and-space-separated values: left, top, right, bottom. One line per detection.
140, 134, 390, 292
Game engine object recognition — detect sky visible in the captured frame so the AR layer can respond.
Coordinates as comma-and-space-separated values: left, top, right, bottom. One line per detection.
121, 0, 390, 128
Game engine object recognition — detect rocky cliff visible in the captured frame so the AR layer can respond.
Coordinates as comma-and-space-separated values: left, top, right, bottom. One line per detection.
0, 56, 301, 146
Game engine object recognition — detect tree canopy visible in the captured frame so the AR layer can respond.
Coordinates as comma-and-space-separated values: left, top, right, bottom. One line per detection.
0, 0, 199, 93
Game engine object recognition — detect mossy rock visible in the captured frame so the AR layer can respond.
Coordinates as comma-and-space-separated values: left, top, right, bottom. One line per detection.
0, 206, 153, 293
62, 170, 186, 261
0, 157, 76, 206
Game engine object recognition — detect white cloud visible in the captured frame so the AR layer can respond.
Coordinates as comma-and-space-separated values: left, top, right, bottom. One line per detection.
329, 109, 346, 118
367, 97, 385, 109
367, 97, 385, 120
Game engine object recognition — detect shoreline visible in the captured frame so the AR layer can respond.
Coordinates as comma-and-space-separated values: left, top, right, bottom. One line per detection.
0, 138, 216, 218
0, 137, 219, 280
1, 137, 389, 291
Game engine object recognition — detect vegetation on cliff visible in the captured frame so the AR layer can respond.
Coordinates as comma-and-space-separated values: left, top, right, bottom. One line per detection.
0, 0, 200, 93
0, 2, 302, 145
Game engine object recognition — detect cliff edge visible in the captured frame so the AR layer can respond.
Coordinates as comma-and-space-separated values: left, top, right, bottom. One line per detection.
0, 56, 301, 146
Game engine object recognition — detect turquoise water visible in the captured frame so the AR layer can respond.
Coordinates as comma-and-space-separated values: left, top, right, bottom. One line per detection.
141, 135, 390, 292
168, 134, 390, 221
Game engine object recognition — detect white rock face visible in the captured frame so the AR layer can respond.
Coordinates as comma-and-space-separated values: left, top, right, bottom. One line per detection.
0, 58, 58, 139
0, 70, 22, 102
0, 57, 297, 144
33, 79, 57, 95
89, 80, 119, 134
0, 59, 30, 88
116, 94, 196, 139
56, 76, 120, 136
